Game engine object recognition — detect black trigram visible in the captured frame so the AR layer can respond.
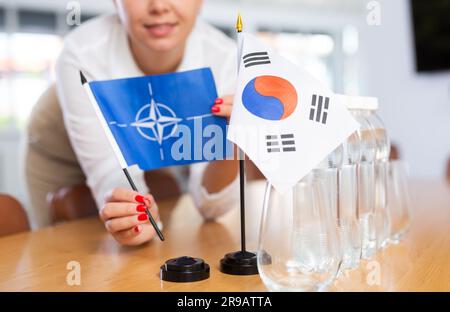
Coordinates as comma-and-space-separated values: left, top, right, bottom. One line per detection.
243, 52, 271, 68
266, 134, 296, 153
309, 94, 330, 124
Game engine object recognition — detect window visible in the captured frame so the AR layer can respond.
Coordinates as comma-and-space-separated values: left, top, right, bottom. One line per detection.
257, 30, 335, 89
0, 32, 62, 127
68, 14, 97, 31
0, 7, 98, 129
208, 24, 360, 94
0, 7, 5, 29
18, 10, 57, 33
0, 33, 9, 126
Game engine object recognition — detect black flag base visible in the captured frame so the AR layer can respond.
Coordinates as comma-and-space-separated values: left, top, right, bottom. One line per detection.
219, 251, 258, 275
160, 256, 210, 282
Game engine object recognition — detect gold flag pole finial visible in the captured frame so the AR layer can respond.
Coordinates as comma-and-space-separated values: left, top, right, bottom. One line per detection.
236, 13, 243, 33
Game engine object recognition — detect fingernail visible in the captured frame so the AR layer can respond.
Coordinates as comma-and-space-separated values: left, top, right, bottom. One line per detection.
214, 98, 223, 105
136, 204, 146, 212
135, 195, 145, 203
144, 196, 152, 206
138, 213, 148, 221
134, 225, 141, 233
211, 106, 220, 113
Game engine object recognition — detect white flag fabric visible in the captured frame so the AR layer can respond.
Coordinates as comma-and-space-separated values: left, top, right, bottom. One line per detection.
228, 33, 360, 192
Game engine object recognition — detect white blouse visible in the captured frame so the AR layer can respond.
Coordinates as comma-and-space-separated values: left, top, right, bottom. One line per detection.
55, 14, 239, 219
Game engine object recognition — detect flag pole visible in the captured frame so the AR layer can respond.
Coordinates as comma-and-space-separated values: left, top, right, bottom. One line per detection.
236, 13, 247, 254
80, 71, 164, 241
219, 13, 258, 275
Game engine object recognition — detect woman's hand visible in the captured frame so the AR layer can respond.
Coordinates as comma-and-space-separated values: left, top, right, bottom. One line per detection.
100, 188, 159, 246
211, 95, 234, 121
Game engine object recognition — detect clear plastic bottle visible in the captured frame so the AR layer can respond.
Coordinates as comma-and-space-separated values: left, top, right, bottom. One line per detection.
335, 95, 362, 270
344, 96, 378, 259
298, 138, 343, 274
315, 143, 343, 266
258, 176, 341, 291
365, 107, 391, 250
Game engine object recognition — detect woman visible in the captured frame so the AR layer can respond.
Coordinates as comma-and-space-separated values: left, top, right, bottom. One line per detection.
56, 0, 238, 245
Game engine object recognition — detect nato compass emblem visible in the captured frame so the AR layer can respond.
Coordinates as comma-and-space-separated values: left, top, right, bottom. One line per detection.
130, 84, 182, 145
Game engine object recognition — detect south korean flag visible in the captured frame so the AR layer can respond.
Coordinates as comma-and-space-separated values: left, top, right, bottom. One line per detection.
228, 33, 360, 192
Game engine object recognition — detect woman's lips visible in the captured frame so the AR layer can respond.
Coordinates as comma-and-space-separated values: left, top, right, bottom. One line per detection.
144, 23, 177, 37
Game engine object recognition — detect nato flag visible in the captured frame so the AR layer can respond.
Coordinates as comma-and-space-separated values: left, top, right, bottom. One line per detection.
85, 68, 230, 171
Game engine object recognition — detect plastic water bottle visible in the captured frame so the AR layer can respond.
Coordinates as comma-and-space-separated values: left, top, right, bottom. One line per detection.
365, 105, 391, 250
335, 95, 362, 269
291, 143, 343, 273
344, 96, 378, 260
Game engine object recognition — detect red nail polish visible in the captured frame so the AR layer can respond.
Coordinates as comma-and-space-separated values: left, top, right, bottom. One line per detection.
214, 98, 223, 105
211, 106, 220, 113
135, 195, 145, 203
134, 226, 140, 233
136, 204, 146, 212
138, 213, 148, 221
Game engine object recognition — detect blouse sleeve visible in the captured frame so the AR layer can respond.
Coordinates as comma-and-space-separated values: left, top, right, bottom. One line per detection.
188, 163, 239, 220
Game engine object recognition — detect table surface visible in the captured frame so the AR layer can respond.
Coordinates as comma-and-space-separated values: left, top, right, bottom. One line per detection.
0, 180, 449, 291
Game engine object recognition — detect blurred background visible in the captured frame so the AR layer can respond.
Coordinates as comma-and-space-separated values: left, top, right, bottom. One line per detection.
0, 0, 449, 210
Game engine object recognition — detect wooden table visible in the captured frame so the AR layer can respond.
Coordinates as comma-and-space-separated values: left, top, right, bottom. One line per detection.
0, 180, 449, 291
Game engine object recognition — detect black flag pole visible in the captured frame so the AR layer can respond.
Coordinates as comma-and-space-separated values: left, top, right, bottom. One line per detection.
219, 13, 259, 276
239, 154, 246, 253
237, 13, 247, 256
80, 71, 164, 242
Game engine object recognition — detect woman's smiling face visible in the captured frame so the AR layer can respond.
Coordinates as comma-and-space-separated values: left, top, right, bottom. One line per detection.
116, 0, 203, 52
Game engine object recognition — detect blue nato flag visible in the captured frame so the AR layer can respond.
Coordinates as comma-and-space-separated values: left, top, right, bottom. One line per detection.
87, 68, 231, 171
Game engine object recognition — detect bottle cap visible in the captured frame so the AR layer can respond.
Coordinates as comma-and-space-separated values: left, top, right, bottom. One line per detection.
336, 94, 379, 110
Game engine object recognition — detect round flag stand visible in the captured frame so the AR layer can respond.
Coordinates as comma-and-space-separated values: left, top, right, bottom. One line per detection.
160, 256, 210, 283
218, 154, 260, 276
220, 251, 258, 275
219, 154, 259, 276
